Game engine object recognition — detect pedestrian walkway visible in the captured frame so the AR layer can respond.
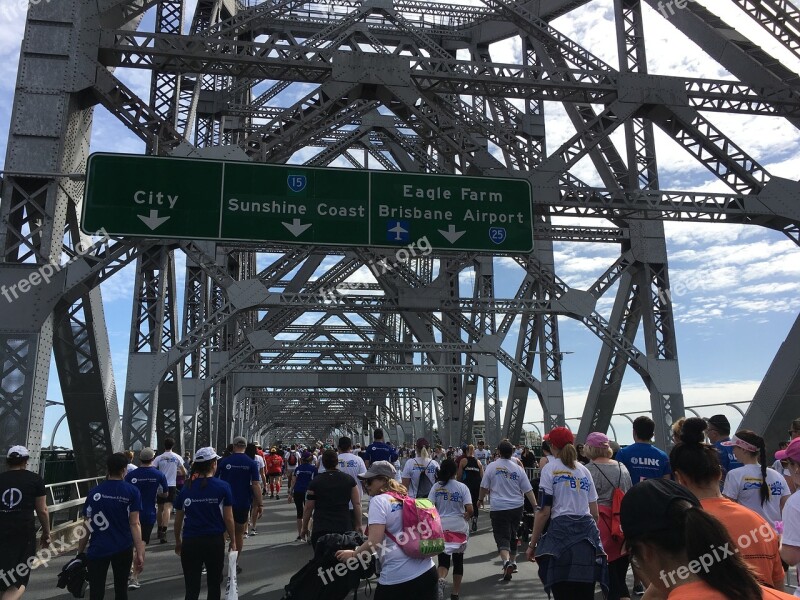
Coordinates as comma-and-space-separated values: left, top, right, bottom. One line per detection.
21, 496, 798, 599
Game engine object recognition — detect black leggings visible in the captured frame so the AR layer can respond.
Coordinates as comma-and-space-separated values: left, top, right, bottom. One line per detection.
293, 491, 306, 519
87, 546, 134, 600
437, 552, 464, 576
375, 566, 437, 600
181, 534, 225, 600
608, 556, 630, 600
551, 581, 594, 600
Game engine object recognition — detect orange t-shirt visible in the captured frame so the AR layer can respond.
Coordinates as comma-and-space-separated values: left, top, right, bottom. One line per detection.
265, 454, 283, 474
700, 497, 784, 587
667, 580, 796, 599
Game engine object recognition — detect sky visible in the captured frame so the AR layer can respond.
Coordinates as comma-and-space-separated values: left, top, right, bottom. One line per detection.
1, 0, 799, 449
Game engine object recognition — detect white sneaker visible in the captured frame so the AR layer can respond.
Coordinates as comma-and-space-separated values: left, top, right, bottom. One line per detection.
128, 578, 141, 590
437, 577, 447, 600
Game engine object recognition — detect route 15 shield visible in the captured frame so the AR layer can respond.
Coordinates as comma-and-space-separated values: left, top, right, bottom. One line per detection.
489, 227, 507, 244
287, 175, 307, 192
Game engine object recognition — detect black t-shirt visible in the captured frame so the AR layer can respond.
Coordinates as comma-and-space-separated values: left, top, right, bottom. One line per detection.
306, 470, 355, 533
521, 452, 536, 469
0, 470, 45, 532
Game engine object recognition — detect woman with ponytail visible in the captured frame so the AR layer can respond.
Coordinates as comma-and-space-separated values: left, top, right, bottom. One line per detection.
526, 427, 608, 600
620, 478, 795, 600
429, 459, 473, 600
670, 418, 785, 591
722, 429, 790, 529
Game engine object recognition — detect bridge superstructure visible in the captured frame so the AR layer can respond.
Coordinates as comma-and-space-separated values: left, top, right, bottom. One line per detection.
2, 0, 800, 474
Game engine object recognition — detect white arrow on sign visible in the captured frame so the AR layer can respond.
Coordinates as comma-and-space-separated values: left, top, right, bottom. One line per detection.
282, 218, 312, 237
138, 210, 170, 230
438, 224, 466, 244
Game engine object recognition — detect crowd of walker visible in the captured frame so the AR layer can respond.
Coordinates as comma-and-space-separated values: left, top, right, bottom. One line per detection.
2, 416, 800, 600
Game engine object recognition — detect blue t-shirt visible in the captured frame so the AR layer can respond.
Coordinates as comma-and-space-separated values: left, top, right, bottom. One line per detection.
82, 480, 142, 559
616, 442, 671, 484
365, 441, 397, 464
216, 453, 260, 509
713, 439, 744, 475
125, 467, 168, 525
175, 477, 233, 539
292, 463, 317, 494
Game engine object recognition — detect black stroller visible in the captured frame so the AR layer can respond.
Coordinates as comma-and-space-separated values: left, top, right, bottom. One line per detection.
281, 532, 375, 600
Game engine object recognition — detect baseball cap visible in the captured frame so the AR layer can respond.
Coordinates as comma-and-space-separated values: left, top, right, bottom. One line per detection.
585, 432, 610, 449
139, 447, 155, 461
232, 436, 247, 447
357, 461, 397, 480
7, 445, 29, 458
620, 478, 701, 539
776, 437, 800, 462
270, 447, 278, 453
253, 441, 261, 448
301, 451, 312, 460
705, 414, 731, 435
547, 427, 574, 449
194, 447, 220, 463
416, 438, 429, 448
720, 435, 758, 453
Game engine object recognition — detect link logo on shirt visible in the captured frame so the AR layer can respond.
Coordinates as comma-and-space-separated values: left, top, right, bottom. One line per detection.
552, 470, 590, 492
494, 467, 520, 481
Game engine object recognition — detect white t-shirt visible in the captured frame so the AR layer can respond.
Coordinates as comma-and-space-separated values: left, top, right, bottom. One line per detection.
319, 452, 367, 507
428, 479, 472, 535
401, 457, 440, 498
126, 463, 137, 474
780, 491, 800, 597
722, 464, 790, 527
285, 451, 301, 470
368, 493, 435, 585
253, 454, 266, 472
479, 458, 532, 511
153, 450, 183, 486
539, 457, 598, 519
474, 449, 490, 465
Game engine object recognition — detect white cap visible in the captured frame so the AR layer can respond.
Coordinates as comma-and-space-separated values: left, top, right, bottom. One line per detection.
193, 447, 220, 463
7, 445, 29, 458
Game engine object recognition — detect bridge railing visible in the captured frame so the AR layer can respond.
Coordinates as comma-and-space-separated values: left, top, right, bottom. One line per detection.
45, 476, 104, 531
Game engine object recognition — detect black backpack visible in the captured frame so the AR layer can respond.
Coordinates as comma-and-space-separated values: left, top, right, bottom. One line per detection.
415, 460, 433, 498
281, 532, 374, 600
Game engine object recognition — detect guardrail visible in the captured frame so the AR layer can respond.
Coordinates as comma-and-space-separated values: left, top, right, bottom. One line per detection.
45, 476, 104, 531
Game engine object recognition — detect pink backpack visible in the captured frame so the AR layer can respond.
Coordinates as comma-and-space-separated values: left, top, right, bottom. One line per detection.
384, 491, 445, 558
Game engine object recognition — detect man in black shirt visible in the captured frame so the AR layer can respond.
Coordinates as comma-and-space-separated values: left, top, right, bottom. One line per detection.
300, 450, 361, 549
0, 445, 49, 597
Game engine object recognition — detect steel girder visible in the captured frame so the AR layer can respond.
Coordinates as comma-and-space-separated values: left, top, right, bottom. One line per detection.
5, 0, 800, 464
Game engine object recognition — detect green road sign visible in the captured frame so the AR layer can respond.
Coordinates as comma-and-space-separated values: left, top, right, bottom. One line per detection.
82, 154, 533, 252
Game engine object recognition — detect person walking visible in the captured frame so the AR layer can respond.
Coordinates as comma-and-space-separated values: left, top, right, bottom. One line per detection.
615, 416, 671, 485
124, 447, 168, 589
78, 453, 145, 600
671, 418, 785, 591
244, 443, 266, 536
402, 438, 440, 499
526, 427, 606, 600
216, 436, 262, 570
620, 478, 797, 600
429, 459, 472, 600
722, 429, 790, 530
265, 447, 284, 499
474, 441, 490, 467
301, 449, 362, 549
456, 444, 483, 532
776, 437, 800, 598
583, 432, 632, 600
0, 446, 49, 600
705, 414, 744, 477
152, 437, 185, 544
174, 448, 236, 600
288, 451, 317, 541
478, 440, 538, 581
335, 461, 437, 599
319, 437, 366, 525
364, 429, 398, 467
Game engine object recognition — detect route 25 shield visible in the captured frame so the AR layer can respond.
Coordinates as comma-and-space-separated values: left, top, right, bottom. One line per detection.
489, 227, 507, 244
287, 175, 307, 192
